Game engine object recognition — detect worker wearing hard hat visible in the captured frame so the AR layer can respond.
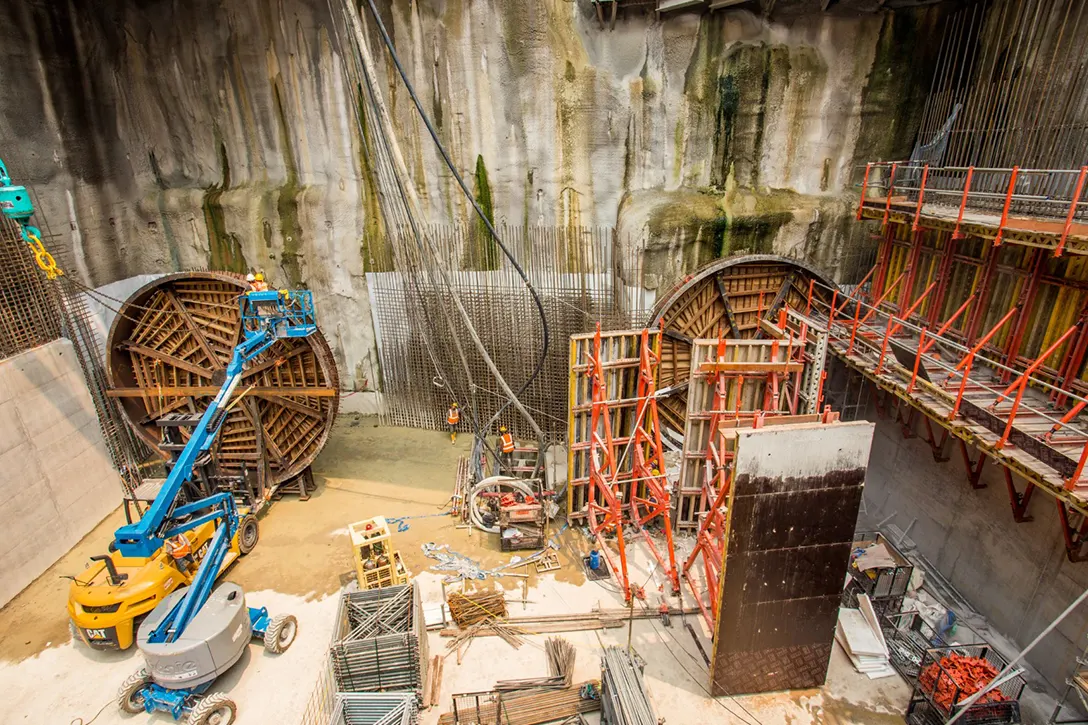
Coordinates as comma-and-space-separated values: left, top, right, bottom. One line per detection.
247, 271, 269, 293
446, 402, 460, 445
498, 425, 515, 472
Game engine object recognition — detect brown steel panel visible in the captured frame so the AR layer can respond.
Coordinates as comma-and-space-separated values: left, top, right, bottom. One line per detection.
709, 422, 873, 696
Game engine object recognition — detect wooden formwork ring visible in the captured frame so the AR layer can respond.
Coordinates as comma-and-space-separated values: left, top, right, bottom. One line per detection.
105, 271, 339, 486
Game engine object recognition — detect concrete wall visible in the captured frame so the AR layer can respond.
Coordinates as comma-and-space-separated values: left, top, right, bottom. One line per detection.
0, 0, 946, 391
862, 395, 1088, 696
0, 339, 120, 607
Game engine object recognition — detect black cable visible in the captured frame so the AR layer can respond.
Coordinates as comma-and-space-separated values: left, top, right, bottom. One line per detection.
360, 0, 550, 442
351, 27, 498, 465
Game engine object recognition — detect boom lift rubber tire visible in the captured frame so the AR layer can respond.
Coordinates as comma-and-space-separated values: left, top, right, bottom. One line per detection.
238, 515, 259, 555
263, 614, 298, 654
117, 668, 151, 714
186, 692, 237, 725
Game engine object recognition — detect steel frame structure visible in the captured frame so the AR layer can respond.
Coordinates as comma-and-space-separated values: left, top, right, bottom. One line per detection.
857, 162, 1088, 255
816, 211, 1088, 560
675, 320, 836, 630
582, 325, 679, 601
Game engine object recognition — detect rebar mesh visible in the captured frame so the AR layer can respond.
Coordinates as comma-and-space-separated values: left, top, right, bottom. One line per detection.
915, 0, 1088, 171
0, 214, 150, 494
367, 225, 646, 438
0, 215, 61, 357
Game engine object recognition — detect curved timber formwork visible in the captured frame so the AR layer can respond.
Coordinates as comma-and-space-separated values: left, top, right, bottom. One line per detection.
647, 255, 838, 430
106, 272, 339, 486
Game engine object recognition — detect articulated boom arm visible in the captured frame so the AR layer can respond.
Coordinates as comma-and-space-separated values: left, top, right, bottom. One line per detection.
112, 290, 317, 643
113, 326, 280, 558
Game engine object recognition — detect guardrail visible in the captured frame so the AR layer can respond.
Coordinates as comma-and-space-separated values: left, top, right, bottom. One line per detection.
856, 163, 1088, 253
809, 278, 1088, 491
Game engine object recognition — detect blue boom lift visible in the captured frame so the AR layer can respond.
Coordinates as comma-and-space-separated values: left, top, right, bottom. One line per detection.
1, 160, 313, 725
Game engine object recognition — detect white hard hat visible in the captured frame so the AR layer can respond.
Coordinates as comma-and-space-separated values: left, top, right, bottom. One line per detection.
246, 273, 256, 282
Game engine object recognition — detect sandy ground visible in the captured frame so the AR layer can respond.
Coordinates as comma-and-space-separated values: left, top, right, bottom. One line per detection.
0, 415, 912, 724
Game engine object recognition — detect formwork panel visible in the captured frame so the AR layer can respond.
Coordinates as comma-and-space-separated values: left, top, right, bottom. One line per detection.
709, 421, 874, 696
567, 329, 659, 523
674, 338, 803, 532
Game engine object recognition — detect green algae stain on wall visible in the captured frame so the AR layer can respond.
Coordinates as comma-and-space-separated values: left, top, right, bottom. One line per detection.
356, 86, 392, 273
204, 140, 248, 274
853, 7, 948, 166
466, 154, 500, 270
272, 81, 304, 288
148, 150, 182, 270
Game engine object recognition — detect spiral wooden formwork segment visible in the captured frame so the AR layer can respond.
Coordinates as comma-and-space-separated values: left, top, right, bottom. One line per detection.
106, 272, 339, 487
647, 255, 837, 432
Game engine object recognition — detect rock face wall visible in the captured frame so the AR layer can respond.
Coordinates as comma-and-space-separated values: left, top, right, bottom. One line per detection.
0, 0, 943, 389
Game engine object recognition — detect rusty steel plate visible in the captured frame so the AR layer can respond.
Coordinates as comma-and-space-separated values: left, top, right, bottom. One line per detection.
646, 255, 838, 431
106, 272, 340, 485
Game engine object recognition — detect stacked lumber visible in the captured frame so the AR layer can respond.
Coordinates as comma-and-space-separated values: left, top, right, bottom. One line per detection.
445, 619, 526, 664
836, 595, 895, 679
448, 590, 507, 627
424, 655, 444, 708
436, 681, 601, 725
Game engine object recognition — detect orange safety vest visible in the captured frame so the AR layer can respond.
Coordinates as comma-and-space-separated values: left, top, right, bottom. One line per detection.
500, 433, 515, 454
165, 535, 191, 559
250, 280, 269, 292
447, 407, 460, 425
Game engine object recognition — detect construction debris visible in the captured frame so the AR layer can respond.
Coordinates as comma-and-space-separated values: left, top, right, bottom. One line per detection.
600, 647, 657, 725
495, 637, 576, 692
330, 584, 429, 701
836, 597, 895, 679
447, 590, 507, 628
422, 543, 491, 582
916, 649, 1022, 714
437, 681, 602, 725
422, 542, 559, 583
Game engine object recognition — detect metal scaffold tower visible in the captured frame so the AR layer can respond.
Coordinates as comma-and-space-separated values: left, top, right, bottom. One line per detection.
585, 325, 679, 601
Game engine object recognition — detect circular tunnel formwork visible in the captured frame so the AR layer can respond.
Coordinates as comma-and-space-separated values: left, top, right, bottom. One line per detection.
106, 272, 339, 486
646, 254, 838, 431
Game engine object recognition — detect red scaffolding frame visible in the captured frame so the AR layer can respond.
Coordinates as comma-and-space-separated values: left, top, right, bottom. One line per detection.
678, 329, 838, 631
585, 325, 679, 601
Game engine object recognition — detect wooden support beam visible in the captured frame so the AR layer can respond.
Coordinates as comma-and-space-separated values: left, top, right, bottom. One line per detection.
697, 361, 804, 374
108, 386, 337, 397
714, 275, 740, 338
663, 328, 694, 345
242, 346, 309, 380
163, 289, 220, 367
121, 342, 215, 379
259, 393, 326, 419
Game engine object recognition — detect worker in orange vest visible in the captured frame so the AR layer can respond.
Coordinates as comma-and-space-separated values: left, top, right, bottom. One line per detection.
446, 402, 460, 444
164, 533, 194, 571
247, 271, 269, 293
498, 425, 515, 472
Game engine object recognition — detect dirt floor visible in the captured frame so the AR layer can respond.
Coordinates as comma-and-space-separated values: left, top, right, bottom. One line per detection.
0, 414, 913, 724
